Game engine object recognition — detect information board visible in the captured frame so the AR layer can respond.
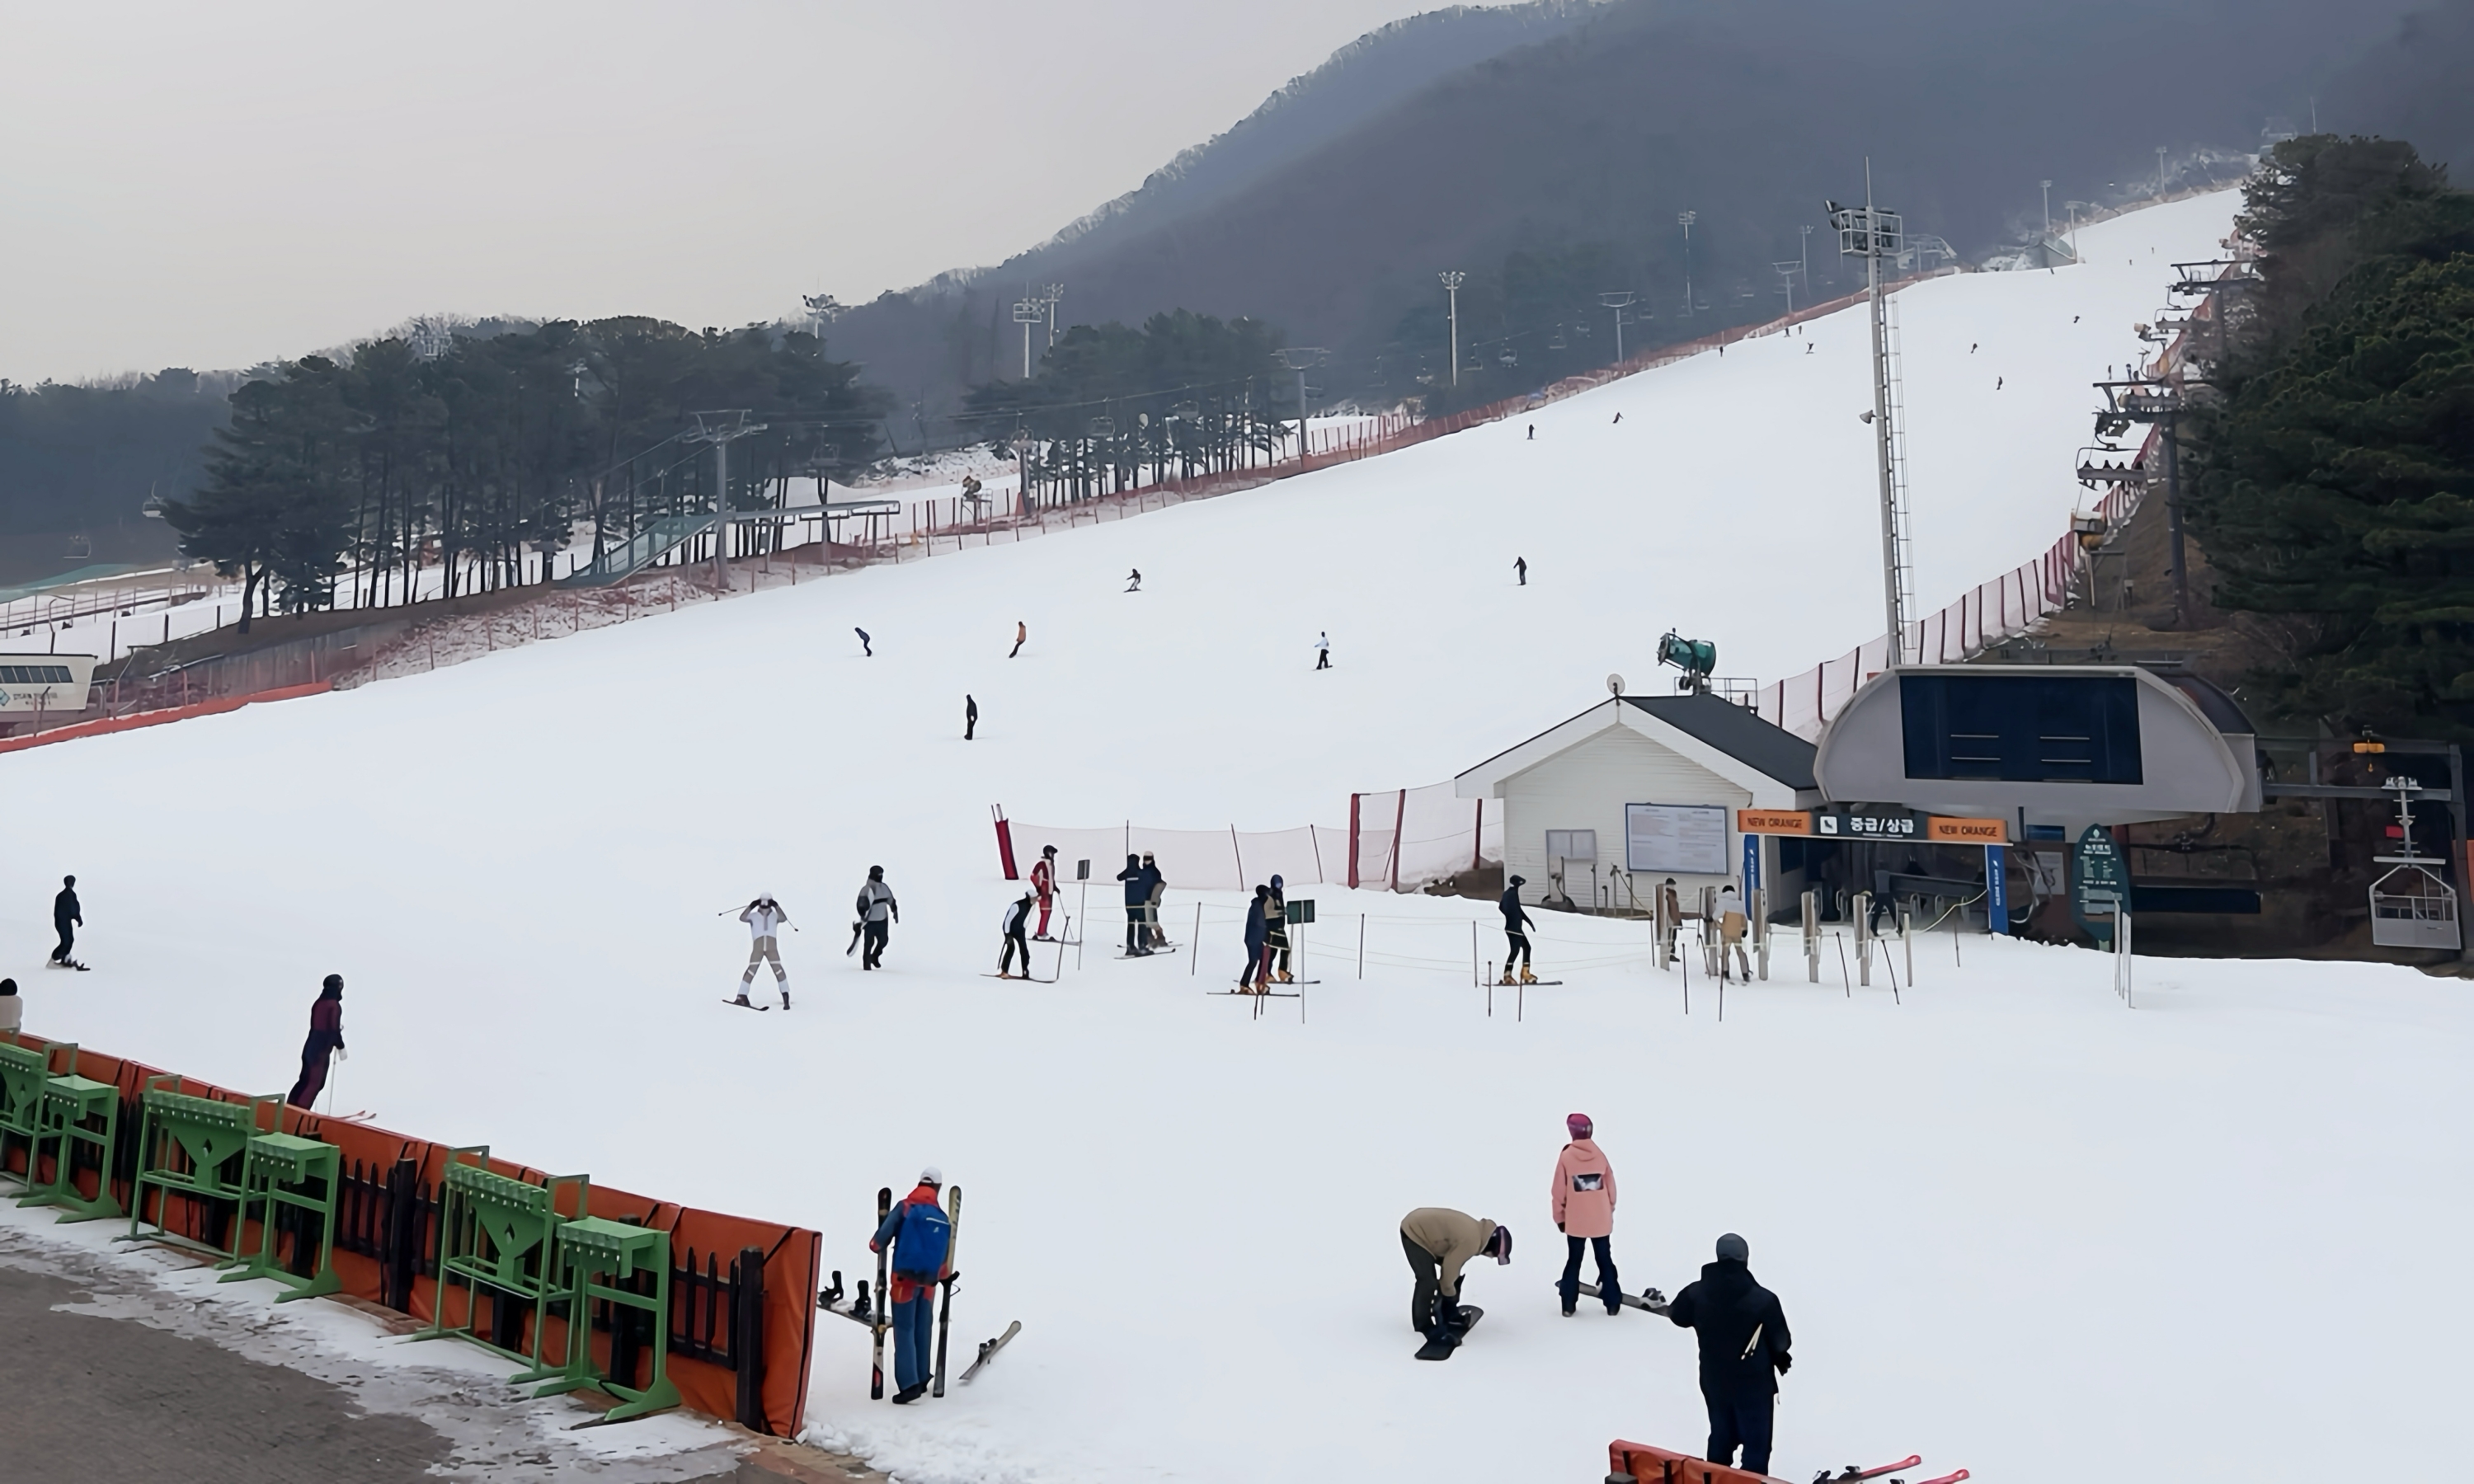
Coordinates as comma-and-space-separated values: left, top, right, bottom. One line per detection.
1625, 803, 1730, 875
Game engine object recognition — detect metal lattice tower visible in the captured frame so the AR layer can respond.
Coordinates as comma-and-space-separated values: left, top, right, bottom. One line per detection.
1827, 163, 1916, 665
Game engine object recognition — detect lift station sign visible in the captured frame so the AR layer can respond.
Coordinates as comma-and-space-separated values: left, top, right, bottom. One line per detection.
1814, 806, 1918, 840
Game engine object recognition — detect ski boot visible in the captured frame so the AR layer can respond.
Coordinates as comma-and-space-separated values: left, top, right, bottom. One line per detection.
1499, 968, 1517, 986
1519, 965, 1538, 985
1276, 970, 1294, 984
731, 994, 755, 1007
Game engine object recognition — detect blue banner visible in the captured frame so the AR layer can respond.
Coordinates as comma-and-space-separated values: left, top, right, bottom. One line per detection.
1986, 844, 2010, 936
1742, 832, 1761, 899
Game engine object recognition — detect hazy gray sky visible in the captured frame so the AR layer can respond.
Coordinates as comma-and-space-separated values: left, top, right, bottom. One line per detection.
0, 0, 1436, 383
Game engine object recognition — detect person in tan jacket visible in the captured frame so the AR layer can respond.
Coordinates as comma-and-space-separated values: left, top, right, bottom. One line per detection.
1553, 1112, 1622, 1316
1717, 885, 1751, 981
1400, 1206, 1510, 1341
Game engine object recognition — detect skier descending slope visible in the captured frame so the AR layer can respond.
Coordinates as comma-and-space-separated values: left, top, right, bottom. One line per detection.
1400, 1207, 1510, 1360
736, 893, 793, 1008
1667, 1233, 1793, 1474
1552, 1113, 1621, 1317
869, 1167, 952, 1404
856, 868, 899, 970
1500, 876, 1537, 985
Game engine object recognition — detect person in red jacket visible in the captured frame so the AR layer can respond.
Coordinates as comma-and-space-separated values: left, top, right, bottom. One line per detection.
869, 1167, 953, 1403
1553, 1112, 1622, 1317
1032, 846, 1058, 940
285, 974, 346, 1110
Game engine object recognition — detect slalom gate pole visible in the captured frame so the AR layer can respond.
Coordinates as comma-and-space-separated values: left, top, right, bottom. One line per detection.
1192, 904, 1201, 977
1357, 914, 1365, 979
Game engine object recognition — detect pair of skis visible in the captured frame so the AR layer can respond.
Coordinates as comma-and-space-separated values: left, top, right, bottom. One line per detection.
1818, 1457, 1968, 1484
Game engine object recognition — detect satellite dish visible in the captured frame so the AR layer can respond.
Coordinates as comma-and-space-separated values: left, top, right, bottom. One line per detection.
1607, 674, 1625, 697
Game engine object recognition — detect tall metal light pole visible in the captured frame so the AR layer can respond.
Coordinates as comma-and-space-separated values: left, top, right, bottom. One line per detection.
1597, 291, 1635, 362
684, 410, 769, 589
1012, 297, 1043, 378
1042, 284, 1065, 350
1678, 211, 1698, 317
2039, 181, 2053, 237
1438, 272, 1466, 387
2155, 147, 2169, 199
1278, 347, 1326, 467
1799, 223, 1813, 296
1827, 163, 1913, 665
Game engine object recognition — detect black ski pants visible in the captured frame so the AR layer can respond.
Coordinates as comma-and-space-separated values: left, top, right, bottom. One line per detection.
1704, 1388, 1775, 1476
1503, 925, 1531, 968
1401, 1233, 1469, 1336
1558, 1234, 1619, 1313
862, 921, 890, 969
50, 920, 73, 964
999, 928, 1030, 975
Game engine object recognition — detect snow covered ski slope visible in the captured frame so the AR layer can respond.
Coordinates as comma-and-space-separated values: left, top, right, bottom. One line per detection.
10, 190, 2467, 1484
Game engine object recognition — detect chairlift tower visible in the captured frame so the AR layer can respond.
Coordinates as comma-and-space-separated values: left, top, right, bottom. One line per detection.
1042, 284, 1065, 350
2093, 374, 2191, 626
684, 410, 769, 587
1597, 292, 1635, 362
1012, 298, 1045, 379
1677, 212, 1698, 317
1277, 347, 1326, 467
1771, 261, 1801, 314
1438, 272, 1466, 387
1827, 166, 1916, 664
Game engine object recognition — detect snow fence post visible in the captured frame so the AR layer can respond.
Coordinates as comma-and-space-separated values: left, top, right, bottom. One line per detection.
734, 1245, 768, 1431
382, 1157, 421, 1313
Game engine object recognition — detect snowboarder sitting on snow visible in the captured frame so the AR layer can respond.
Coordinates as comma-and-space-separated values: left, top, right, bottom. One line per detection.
1666, 1233, 1793, 1476
998, 890, 1035, 979
857, 868, 898, 970
869, 1167, 953, 1404
736, 892, 793, 1008
1400, 1207, 1509, 1347
49, 875, 81, 969
1553, 1113, 1622, 1317
1115, 854, 1155, 957
285, 974, 346, 1110
1500, 876, 1536, 985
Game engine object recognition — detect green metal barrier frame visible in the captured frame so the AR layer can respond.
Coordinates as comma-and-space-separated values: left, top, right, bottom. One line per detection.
409, 1145, 590, 1380
21, 1066, 122, 1222
219, 1131, 341, 1301
532, 1215, 684, 1424
122, 1078, 277, 1265
0, 1039, 56, 1196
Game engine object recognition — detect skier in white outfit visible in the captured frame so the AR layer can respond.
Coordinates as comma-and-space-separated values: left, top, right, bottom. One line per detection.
737, 893, 793, 1008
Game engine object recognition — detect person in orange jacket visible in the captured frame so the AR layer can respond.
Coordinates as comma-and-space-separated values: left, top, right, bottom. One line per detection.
868, 1167, 953, 1403
1553, 1112, 1621, 1317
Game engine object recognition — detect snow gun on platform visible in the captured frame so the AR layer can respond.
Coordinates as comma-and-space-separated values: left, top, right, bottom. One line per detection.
1654, 631, 1717, 693
1606, 1442, 1967, 1484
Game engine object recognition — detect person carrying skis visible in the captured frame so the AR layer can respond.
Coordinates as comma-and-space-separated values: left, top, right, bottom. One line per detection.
736, 893, 793, 1008
49, 875, 81, 969
1666, 1233, 1793, 1475
1552, 1113, 1621, 1317
997, 890, 1035, 979
1499, 875, 1536, 985
868, 1167, 953, 1404
1031, 846, 1058, 940
1400, 1207, 1509, 1350
1141, 852, 1169, 949
285, 974, 346, 1110
1314, 632, 1331, 670
1265, 875, 1293, 984
1115, 854, 1154, 957
1716, 885, 1751, 982
857, 867, 898, 970
1239, 884, 1271, 991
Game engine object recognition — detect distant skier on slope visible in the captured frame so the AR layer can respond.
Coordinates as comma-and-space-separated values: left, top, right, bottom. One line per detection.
1716, 885, 1751, 983
855, 627, 872, 657
1142, 852, 1170, 948
1009, 620, 1027, 659
736, 892, 793, 1008
1553, 1113, 1621, 1317
1315, 632, 1331, 670
49, 875, 82, 970
857, 867, 899, 970
1126, 568, 1142, 592
997, 890, 1035, 979
1032, 845, 1058, 940
285, 974, 346, 1110
1115, 854, 1155, 957
1400, 1207, 1510, 1357
1239, 884, 1271, 991
1265, 875, 1293, 984
1500, 876, 1536, 985
964, 694, 977, 741
1667, 1233, 1793, 1475
1515, 556, 1527, 586
869, 1167, 952, 1404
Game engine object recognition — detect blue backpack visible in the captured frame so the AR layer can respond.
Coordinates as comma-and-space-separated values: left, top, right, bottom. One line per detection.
893, 1200, 951, 1278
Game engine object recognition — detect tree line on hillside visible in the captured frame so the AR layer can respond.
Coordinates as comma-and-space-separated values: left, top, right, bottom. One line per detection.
2185, 134, 2474, 739
164, 320, 887, 631
962, 311, 1293, 503
0, 369, 236, 540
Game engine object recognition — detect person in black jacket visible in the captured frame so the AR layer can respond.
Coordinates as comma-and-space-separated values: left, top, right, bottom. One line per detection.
1666, 1233, 1792, 1474
1498, 876, 1536, 985
1115, 854, 1154, 956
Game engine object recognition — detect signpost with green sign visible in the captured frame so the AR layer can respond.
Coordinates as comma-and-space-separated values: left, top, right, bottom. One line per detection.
2071, 825, 2126, 947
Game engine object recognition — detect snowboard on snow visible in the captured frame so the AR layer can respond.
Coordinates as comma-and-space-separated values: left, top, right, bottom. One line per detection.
722, 998, 771, 1011
45, 959, 90, 972
1413, 1306, 1483, 1361
1569, 1280, 1668, 1314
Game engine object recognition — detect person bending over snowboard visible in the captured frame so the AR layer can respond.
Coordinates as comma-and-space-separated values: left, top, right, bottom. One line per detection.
1399, 1207, 1510, 1355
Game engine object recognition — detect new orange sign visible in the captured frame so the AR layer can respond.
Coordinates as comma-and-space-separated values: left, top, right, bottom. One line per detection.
1926, 815, 2010, 843
1736, 810, 1813, 836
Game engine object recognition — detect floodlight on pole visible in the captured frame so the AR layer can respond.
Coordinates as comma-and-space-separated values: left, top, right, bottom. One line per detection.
1277, 347, 1326, 467
1042, 284, 1065, 349
1678, 211, 1699, 317
1826, 160, 1914, 665
1012, 298, 1044, 378
684, 409, 769, 589
1438, 272, 1466, 387
1597, 291, 1636, 363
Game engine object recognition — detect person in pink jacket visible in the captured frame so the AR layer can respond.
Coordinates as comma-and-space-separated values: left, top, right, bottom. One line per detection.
1553, 1112, 1622, 1317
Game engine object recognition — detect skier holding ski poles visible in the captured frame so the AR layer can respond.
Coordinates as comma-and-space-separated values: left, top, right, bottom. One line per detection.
1265, 875, 1293, 984
868, 1167, 953, 1404
285, 974, 346, 1110
1032, 846, 1058, 940
735, 893, 793, 1009
1500, 876, 1537, 985
997, 891, 1035, 979
1666, 1233, 1793, 1474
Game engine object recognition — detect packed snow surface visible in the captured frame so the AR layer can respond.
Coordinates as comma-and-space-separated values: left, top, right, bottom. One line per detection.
12, 191, 2458, 1484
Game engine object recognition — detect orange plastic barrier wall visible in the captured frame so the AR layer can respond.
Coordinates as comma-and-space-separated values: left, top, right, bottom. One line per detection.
1, 1033, 821, 1435
0, 681, 333, 754
1608, 1439, 1788, 1484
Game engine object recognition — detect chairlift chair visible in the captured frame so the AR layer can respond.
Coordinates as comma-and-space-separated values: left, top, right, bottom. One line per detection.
2369, 778, 2462, 950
